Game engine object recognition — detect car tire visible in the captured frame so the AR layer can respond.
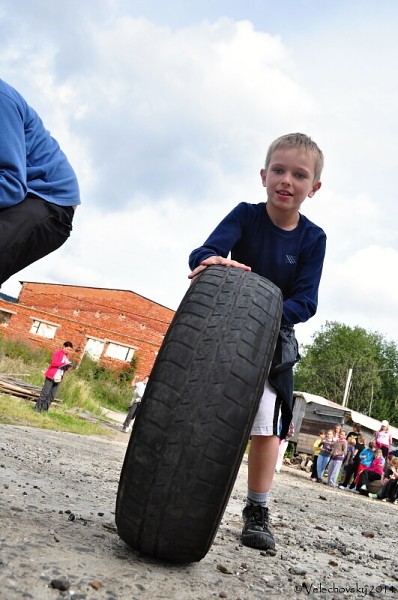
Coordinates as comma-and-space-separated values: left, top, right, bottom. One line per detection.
115, 265, 283, 562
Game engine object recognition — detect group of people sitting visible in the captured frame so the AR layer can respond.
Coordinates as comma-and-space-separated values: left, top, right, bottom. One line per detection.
309, 421, 398, 504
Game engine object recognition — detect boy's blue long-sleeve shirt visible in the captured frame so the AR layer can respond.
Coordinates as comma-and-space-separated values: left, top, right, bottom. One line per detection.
0, 79, 80, 208
189, 202, 326, 326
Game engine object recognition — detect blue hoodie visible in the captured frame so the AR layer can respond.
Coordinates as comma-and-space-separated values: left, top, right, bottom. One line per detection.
0, 79, 80, 208
189, 202, 326, 326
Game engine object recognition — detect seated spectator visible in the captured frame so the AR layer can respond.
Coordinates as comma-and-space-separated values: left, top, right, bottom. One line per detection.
327, 431, 347, 487
369, 456, 398, 503
353, 441, 376, 483
355, 448, 385, 494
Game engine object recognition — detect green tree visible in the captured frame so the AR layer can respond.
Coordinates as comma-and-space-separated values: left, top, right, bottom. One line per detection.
294, 321, 398, 422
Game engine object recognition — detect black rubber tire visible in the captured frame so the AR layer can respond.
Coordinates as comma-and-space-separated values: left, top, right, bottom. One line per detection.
115, 265, 283, 563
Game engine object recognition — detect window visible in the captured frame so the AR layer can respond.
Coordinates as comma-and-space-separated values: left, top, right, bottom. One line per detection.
0, 309, 14, 327
84, 338, 105, 361
106, 342, 135, 362
30, 319, 57, 339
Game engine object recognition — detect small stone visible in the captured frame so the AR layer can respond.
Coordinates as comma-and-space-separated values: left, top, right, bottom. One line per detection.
50, 578, 70, 591
90, 580, 102, 590
217, 564, 233, 575
361, 530, 375, 538
329, 560, 338, 567
289, 566, 307, 576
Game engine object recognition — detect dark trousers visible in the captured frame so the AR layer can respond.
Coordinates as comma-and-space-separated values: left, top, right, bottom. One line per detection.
341, 462, 358, 488
0, 194, 74, 285
356, 470, 381, 492
123, 402, 140, 429
377, 479, 398, 502
36, 378, 59, 412
310, 455, 319, 479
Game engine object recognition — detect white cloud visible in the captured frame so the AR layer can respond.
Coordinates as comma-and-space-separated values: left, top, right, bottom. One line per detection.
1, 0, 398, 352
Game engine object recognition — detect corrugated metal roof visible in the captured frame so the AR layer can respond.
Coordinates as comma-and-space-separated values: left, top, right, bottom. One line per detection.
294, 391, 346, 412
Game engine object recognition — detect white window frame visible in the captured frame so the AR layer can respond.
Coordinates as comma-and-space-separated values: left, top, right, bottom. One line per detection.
105, 341, 136, 362
29, 318, 58, 339
84, 337, 106, 361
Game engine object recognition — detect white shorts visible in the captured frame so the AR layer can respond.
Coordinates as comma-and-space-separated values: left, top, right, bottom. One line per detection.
250, 380, 281, 437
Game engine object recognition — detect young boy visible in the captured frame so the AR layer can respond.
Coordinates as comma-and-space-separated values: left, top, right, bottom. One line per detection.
188, 133, 326, 551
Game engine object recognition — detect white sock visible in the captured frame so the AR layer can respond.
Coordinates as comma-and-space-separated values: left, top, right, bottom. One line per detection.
246, 488, 269, 508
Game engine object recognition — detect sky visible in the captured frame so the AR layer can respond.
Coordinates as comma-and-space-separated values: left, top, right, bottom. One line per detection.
1, 0, 398, 352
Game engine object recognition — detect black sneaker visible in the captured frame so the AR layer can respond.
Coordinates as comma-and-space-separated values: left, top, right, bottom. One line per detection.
241, 504, 275, 550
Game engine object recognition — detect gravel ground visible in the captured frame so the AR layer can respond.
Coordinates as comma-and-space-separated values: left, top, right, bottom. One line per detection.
0, 421, 397, 600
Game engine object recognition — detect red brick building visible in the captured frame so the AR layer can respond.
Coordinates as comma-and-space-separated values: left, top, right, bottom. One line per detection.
0, 282, 175, 378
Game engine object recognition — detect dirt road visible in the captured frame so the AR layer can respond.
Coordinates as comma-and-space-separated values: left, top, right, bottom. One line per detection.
0, 422, 397, 600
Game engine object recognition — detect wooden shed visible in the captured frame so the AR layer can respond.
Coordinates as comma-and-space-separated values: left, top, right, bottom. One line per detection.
290, 391, 398, 455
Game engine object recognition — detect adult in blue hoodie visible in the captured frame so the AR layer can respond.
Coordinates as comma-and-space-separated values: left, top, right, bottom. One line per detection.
0, 79, 80, 285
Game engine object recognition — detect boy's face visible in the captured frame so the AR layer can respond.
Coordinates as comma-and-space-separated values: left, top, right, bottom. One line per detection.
260, 148, 321, 213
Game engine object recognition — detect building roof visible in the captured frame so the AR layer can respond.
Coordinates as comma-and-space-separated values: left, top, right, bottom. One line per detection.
18, 281, 174, 312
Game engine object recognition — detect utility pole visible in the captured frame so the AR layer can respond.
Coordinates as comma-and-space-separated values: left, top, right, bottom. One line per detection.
342, 368, 353, 407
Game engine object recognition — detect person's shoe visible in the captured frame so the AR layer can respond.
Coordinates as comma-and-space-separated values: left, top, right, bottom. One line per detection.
368, 493, 378, 499
360, 484, 367, 491
241, 504, 275, 550
338, 485, 347, 490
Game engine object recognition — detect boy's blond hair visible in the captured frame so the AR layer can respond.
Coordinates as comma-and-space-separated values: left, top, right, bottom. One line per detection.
265, 132, 324, 184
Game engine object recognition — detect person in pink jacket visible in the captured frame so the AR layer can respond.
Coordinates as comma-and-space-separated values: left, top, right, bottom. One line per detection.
35, 341, 74, 412
355, 448, 385, 494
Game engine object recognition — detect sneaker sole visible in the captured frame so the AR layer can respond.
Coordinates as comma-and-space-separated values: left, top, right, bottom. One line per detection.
241, 531, 276, 550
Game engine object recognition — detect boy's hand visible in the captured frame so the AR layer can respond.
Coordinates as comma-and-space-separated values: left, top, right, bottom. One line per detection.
188, 256, 251, 280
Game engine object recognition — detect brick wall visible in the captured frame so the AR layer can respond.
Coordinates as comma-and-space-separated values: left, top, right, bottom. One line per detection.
0, 282, 175, 378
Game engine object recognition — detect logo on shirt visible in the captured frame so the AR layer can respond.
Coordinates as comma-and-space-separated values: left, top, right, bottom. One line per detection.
285, 254, 297, 265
